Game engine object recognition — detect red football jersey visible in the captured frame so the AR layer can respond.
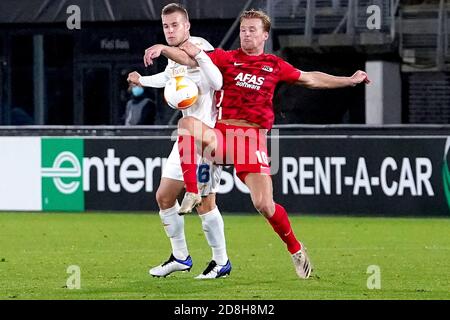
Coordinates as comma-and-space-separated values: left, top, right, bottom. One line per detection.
207, 48, 301, 130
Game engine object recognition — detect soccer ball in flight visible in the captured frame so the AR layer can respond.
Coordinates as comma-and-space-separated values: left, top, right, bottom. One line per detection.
164, 76, 198, 110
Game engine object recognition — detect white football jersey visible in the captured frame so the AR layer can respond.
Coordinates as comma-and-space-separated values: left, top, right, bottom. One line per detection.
164, 36, 218, 128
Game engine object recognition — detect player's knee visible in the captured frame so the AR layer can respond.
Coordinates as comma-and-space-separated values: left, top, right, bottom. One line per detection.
156, 189, 176, 210
253, 199, 274, 217
178, 116, 196, 131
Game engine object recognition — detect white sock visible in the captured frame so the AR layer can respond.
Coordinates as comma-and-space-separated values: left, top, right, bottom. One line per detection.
159, 202, 189, 260
200, 207, 228, 265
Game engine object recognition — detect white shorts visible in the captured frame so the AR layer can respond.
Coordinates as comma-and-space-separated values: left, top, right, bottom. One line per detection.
162, 141, 222, 197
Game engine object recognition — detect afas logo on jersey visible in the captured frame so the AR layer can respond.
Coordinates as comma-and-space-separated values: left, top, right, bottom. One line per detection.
234, 72, 265, 90
234, 73, 264, 85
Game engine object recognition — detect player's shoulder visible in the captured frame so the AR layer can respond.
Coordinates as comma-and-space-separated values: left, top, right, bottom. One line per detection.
189, 36, 215, 51
265, 52, 287, 64
263, 53, 297, 72
211, 48, 238, 58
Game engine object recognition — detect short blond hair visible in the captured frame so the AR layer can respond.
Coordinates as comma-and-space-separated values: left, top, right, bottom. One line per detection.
240, 9, 271, 32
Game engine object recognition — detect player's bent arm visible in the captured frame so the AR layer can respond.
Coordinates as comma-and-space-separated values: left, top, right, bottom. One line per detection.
139, 72, 169, 88
194, 50, 223, 90
161, 46, 198, 68
296, 70, 370, 89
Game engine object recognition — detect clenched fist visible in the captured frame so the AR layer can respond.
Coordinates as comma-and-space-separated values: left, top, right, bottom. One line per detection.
350, 70, 371, 86
127, 71, 141, 86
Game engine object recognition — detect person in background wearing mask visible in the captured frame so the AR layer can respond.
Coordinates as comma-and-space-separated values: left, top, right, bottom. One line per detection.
124, 85, 156, 125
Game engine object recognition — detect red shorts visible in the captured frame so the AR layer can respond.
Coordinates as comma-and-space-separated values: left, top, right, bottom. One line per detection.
210, 122, 271, 182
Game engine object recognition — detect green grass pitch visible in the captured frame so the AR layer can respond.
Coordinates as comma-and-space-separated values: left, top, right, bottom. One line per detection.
0, 212, 449, 300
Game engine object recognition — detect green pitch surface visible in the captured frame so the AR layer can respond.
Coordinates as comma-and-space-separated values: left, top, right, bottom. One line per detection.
0, 212, 449, 300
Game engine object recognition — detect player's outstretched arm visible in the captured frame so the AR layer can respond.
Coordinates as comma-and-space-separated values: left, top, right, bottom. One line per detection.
127, 71, 168, 88
144, 44, 197, 67
296, 70, 370, 89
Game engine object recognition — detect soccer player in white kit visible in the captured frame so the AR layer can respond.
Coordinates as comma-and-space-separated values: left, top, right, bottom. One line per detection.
127, 3, 231, 279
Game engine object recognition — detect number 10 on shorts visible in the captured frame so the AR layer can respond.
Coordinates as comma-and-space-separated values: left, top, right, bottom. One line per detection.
255, 151, 269, 165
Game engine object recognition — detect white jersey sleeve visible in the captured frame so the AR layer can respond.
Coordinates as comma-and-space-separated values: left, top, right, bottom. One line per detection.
139, 71, 170, 88
195, 50, 222, 91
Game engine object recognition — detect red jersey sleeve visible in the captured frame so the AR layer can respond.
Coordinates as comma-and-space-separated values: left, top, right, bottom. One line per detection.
207, 48, 228, 69
278, 59, 301, 83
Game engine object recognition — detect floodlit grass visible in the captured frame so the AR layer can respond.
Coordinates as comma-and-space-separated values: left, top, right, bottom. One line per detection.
0, 212, 449, 300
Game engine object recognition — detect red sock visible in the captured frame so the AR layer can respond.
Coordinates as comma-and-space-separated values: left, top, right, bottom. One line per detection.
178, 135, 198, 194
267, 203, 301, 254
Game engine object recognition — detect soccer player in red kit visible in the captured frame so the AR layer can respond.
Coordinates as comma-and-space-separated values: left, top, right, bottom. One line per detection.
144, 9, 370, 279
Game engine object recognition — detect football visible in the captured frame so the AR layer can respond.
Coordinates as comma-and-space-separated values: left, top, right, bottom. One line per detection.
164, 76, 199, 110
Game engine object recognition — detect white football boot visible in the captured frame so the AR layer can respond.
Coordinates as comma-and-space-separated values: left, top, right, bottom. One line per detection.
291, 245, 313, 279
178, 192, 202, 215
149, 254, 193, 277
195, 260, 232, 279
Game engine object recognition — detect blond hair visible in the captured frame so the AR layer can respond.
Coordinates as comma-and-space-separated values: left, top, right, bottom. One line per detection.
240, 9, 271, 32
